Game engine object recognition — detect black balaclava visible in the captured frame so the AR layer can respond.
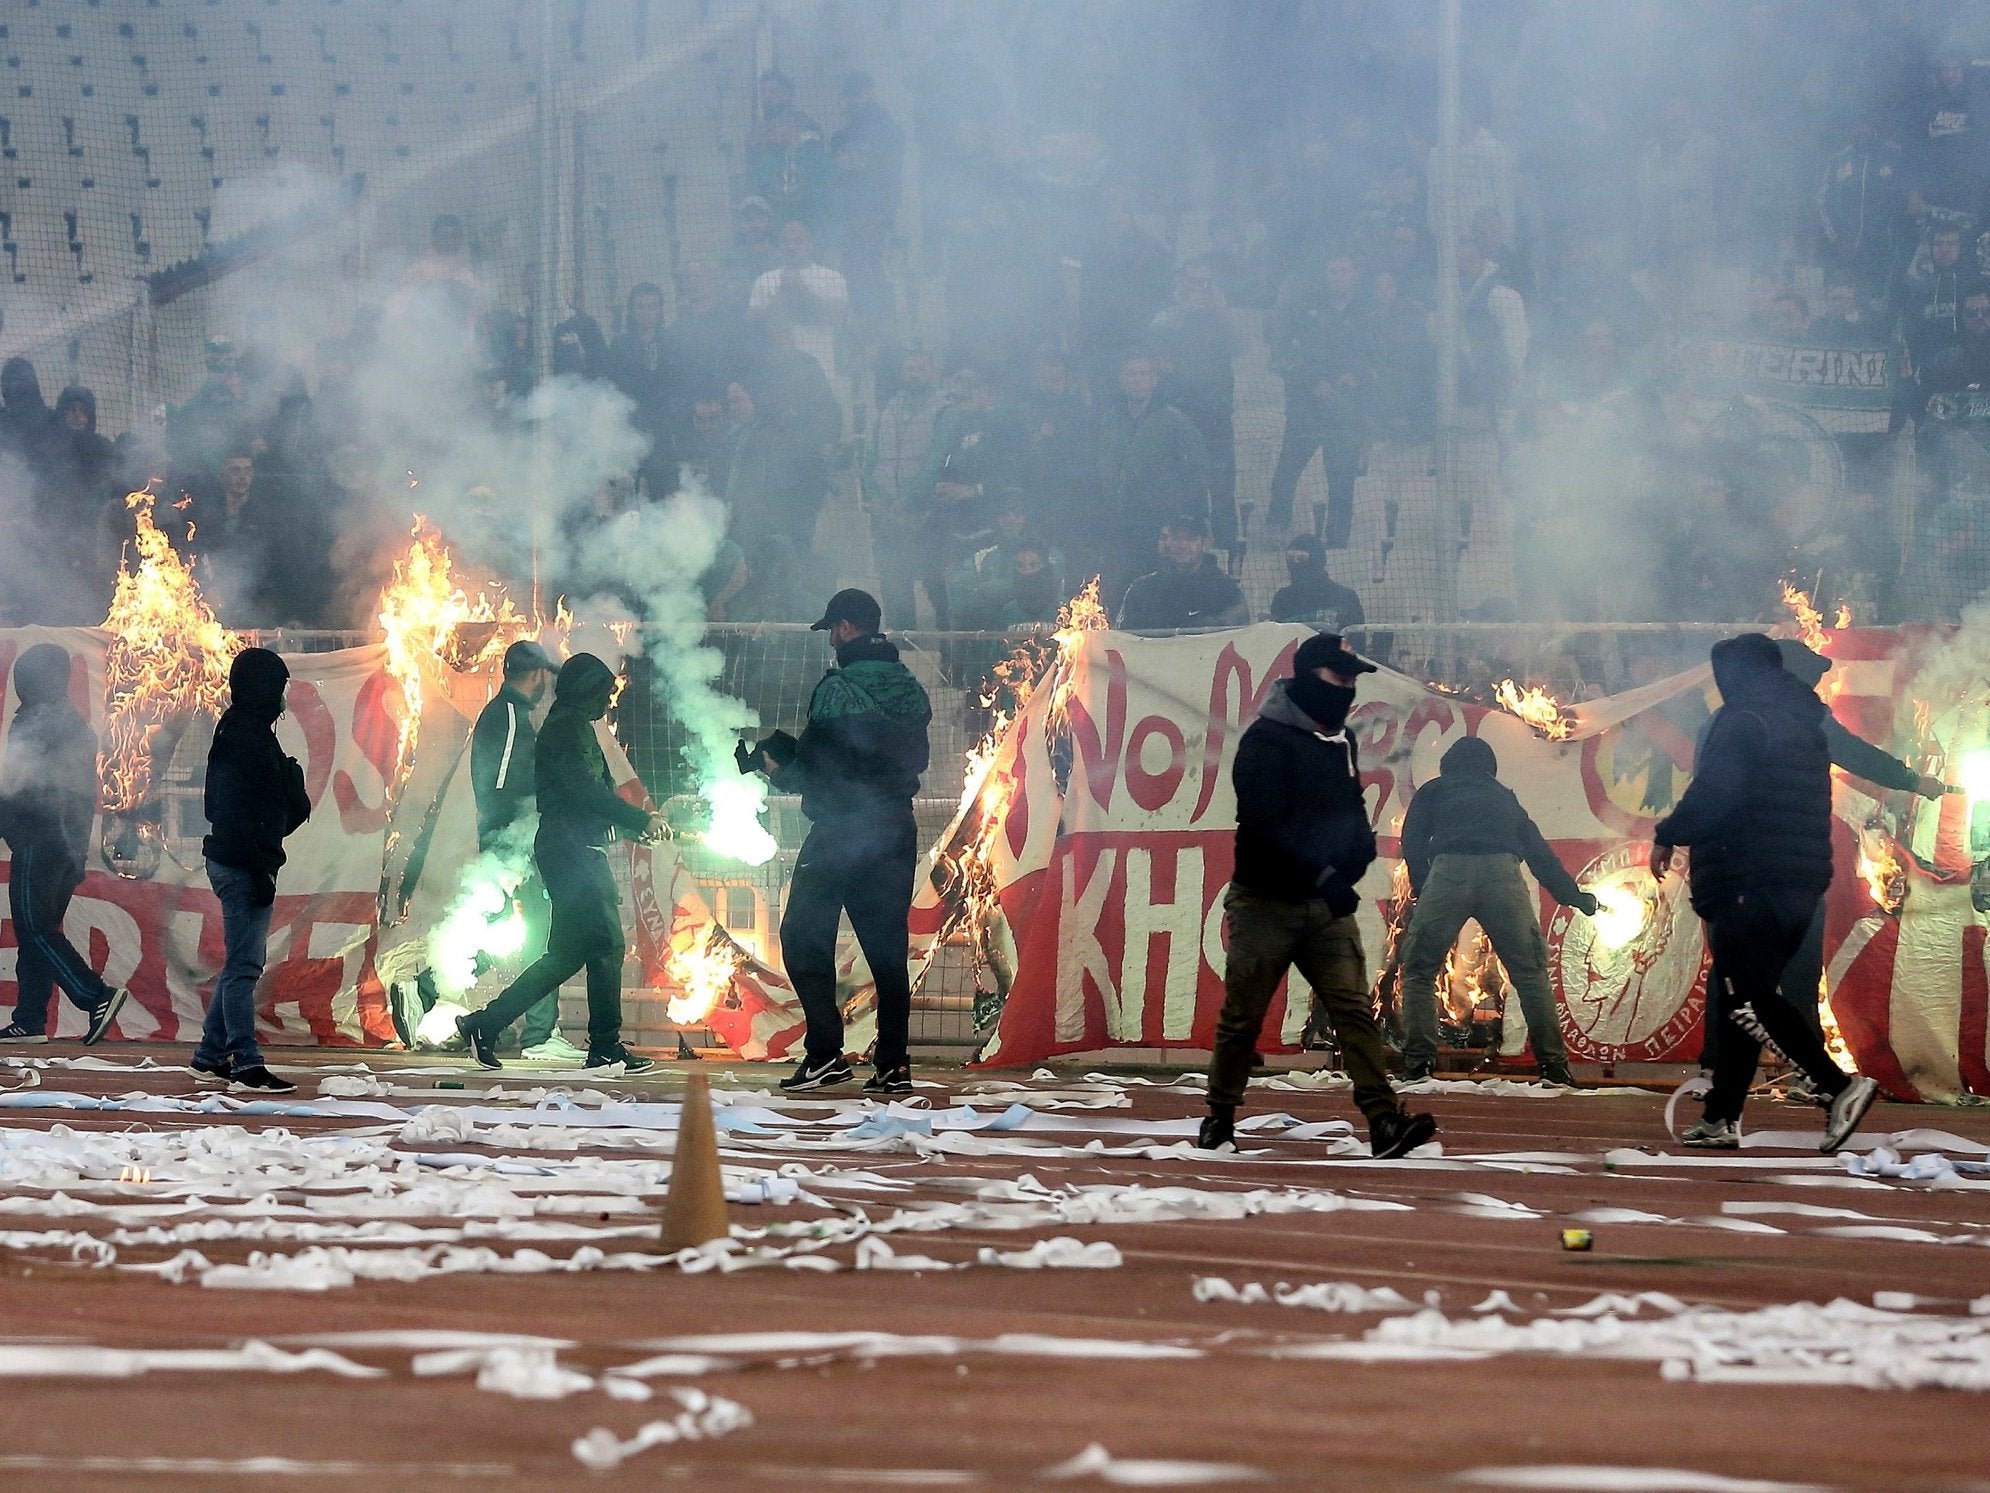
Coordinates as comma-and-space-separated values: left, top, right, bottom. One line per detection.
1, 357, 46, 413
554, 652, 619, 721
1286, 535, 1325, 584
1287, 672, 1356, 733
13, 643, 74, 710
227, 648, 291, 726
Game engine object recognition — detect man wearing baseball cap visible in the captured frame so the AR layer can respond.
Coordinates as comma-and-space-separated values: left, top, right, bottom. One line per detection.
1199, 632, 1438, 1158
467, 639, 577, 1061
742, 588, 932, 1093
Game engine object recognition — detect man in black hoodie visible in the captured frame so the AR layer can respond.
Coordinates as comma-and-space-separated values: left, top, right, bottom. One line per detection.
195, 648, 311, 1091
1268, 533, 1365, 630
1397, 735, 1599, 1085
467, 639, 572, 1060
743, 589, 931, 1094
1652, 633, 1877, 1152
0, 643, 130, 1045
1199, 633, 1437, 1158
1695, 638, 1954, 1084
457, 654, 663, 1074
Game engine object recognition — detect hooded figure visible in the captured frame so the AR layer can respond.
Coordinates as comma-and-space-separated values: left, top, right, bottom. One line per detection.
757, 590, 932, 1095
1269, 534, 1366, 630
456, 653, 657, 1074
0, 644, 129, 1045
1654, 633, 1873, 1151
0, 357, 56, 464
1395, 734, 1596, 1085
191, 647, 311, 1090
1690, 639, 1952, 1082
1202, 632, 1436, 1159
203, 649, 310, 896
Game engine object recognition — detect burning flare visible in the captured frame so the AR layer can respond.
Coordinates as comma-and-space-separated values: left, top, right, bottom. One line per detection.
1493, 679, 1574, 740
99, 488, 243, 818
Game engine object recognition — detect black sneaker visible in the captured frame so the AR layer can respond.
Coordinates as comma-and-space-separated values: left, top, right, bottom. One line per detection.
1197, 1111, 1236, 1150
457, 1014, 501, 1070
189, 1054, 231, 1083
1402, 1059, 1435, 1084
779, 1055, 854, 1091
584, 1047, 656, 1074
229, 1064, 297, 1095
0, 1023, 48, 1044
1538, 1061, 1576, 1088
83, 987, 131, 1046
863, 1065, 913, 1095
1369, 1107, 1438, 1159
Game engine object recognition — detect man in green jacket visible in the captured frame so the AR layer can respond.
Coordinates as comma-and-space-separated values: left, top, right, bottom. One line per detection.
1397, 735, 1598, 1085
458, 653, 663, 1073
745, 589, 931, 1094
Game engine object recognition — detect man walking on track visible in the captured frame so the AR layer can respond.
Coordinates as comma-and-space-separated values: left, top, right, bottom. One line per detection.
1199, 632, 1437, 1158
469, 639, 582, 1062
1396, 735, 1598, 1086
744, 588, 931, 1095
1652, 633, 1877, 1152
191, 648, 311, 1092
0, 642, 130, 1047
458, 653, 663, 1074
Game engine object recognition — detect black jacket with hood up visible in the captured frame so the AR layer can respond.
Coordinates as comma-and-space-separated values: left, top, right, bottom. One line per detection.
1776, 638, 1924, 794
203, 648, 311, 882
1655, 633, 1833, 915
0, 643, 97, 874
1399, 736, 1586, 904
533, 654, 651, 856
1230, 677, 1375, 910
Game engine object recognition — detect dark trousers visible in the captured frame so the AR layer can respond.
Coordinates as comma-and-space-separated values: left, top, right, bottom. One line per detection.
505, 872, 558, 1048
1702, 888, 1851, 1124
1207, 886, 1397, 1120
780, 810, 917, 1071
469, 844, 626, 1055
6, 837, 113, 1032
1269, 378, 1361, 548
1699, 894, 1827, 1071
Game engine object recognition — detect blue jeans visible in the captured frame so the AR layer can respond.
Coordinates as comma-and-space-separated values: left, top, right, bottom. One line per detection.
195, 859, 272, 1070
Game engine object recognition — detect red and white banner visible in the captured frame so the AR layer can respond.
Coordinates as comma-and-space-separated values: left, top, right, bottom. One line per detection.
0, 627, 721, 1052
910, 623, 1988, 1102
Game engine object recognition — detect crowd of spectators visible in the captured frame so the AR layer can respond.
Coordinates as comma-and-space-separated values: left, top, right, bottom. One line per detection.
14, 6, 1990, 639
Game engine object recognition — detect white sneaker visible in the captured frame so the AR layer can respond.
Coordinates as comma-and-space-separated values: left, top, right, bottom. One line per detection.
1821, 1075, 1879, 1155
521, 1033, 588, 1064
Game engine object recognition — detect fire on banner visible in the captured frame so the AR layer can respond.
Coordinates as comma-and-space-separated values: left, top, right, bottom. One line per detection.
915, 623, 1989, 1101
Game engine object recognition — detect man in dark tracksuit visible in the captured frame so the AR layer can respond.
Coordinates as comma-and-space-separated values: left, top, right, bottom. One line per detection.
458, 653, 661, 1074
749, 588, 931, 1094
1653, 634, 1877, 1152
468, 639, 569, 1058
195, 648, 312, 1092
1698, 638, 1953, 1082
1199, 633, 1437, 1158
1398, 736, 1599, 1086
0, 643, 129, 1045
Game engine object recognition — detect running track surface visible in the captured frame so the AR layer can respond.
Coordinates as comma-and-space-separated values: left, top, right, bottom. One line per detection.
0, 1047, 1986, 1492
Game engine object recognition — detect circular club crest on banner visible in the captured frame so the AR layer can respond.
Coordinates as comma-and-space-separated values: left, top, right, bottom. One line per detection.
1547, 844, 1708, 1062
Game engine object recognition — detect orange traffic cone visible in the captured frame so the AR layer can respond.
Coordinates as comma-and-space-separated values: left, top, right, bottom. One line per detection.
660, 1071, 730, 1251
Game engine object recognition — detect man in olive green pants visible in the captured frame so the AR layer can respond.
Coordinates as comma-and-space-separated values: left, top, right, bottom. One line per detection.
1398, 736, 1597, 1083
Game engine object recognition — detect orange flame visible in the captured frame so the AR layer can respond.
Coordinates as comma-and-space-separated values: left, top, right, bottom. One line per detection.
1855, 821, 1906, 915
948, 578, 1110, 954
99, 488, 243, 814
1780, 581, 1829, 651
665, 924, 747, 1025
376, 518, 536, 791
1814, 972, 1854, 1070
1493, 678, 1574, 740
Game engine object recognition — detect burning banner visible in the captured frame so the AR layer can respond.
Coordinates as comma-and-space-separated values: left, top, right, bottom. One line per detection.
903, 621, 1988, 1101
